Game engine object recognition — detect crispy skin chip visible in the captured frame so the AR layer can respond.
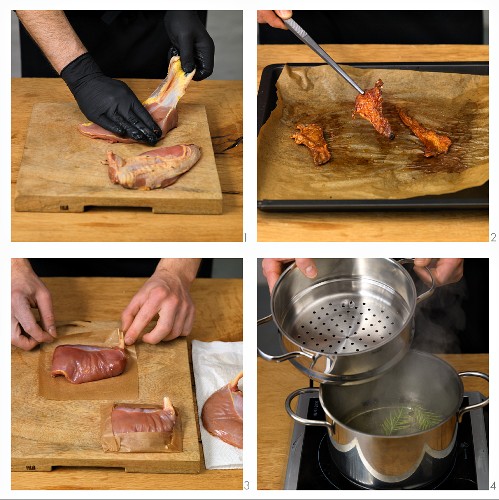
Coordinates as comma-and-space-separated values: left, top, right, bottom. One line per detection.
353, 79, 394, 139
397, 107, 452, 157
291, 123, 331, 165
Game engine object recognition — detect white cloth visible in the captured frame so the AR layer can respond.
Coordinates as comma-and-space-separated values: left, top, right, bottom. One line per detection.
191, 340, 243, 470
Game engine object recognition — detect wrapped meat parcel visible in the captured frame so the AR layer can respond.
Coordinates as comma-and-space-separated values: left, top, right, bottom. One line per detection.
51, 330, 127, 384
101, 397, 182, 453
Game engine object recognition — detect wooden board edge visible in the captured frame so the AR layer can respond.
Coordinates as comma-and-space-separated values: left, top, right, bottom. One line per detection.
15, 193, 223, 215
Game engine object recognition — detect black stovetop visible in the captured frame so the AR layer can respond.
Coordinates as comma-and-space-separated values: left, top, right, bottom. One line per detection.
284, 392, 488, 490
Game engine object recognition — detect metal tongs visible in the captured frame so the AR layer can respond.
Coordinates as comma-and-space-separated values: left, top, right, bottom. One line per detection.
283, 17, 364, 95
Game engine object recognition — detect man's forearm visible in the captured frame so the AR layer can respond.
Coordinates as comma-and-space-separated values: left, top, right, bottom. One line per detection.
16, 10, 87, 73
155, 259, 201, 286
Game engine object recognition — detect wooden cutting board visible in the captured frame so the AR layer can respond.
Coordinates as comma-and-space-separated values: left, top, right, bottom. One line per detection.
15, 102, 222, 214
11, 321, 201, 473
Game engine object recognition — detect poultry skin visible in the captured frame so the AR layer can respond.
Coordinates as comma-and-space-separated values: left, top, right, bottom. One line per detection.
291, 123, 331, 165
353, 79, 395, 139
397, 107, 452, 157
78, 56, 194, 143
106, 144, 201, 190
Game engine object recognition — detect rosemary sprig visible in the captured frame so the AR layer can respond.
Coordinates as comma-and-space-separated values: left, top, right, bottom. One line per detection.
381, 405, 442, 435
381, 407, 411, 435
412, 405, 442, 431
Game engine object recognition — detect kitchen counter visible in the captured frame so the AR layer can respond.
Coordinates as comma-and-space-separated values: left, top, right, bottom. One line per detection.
12, 79, 242, 242
257, 44, 489, 242
11, 277, 243, 490
257, 353, 489, 490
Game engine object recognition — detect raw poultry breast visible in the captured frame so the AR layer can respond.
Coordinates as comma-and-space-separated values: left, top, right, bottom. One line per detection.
106, 143, 201, 190
201, 372, 243, 449
111, 397, 177, 434
78, 56, 194, 143
51, 344, 127, 384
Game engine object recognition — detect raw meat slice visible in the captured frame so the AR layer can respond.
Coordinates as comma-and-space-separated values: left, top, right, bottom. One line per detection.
106, 143, 201, 190
51, 332, 127, 384
201, 371, 243, 449
111, 397, 177, 434
78, 56, 195, 143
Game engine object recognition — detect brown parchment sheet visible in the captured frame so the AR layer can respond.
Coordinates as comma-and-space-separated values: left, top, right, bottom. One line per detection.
101, 402, 183, 453
258, 65, 488, 200
39, 327, 138, 400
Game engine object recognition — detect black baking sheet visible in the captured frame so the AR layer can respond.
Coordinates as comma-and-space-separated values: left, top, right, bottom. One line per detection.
257, 62, 489, 212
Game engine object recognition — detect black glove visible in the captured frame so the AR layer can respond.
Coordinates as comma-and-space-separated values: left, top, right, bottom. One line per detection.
61, 53, 161, 145
164, 11, 215, 81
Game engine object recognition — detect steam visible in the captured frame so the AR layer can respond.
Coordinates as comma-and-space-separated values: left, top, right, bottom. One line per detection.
412, 277, 468, 354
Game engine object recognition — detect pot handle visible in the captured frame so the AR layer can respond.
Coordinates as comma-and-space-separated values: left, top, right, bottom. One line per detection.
257, 315, 315, 363
285, 387, 334, 430
457, 371, 489, 422
397, 258, 436, 304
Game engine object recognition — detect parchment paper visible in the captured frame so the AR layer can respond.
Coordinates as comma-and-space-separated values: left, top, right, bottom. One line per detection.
101, 402, 182, 453
258, 65, 488, 200
39, 328, 138, 400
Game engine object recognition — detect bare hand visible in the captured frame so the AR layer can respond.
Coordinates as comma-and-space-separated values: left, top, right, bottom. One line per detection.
262, 258, 317, 293
11, 259, 56, 350
413, 258, 464, 287
121, 269, 195, 345
257, 10, 293, 29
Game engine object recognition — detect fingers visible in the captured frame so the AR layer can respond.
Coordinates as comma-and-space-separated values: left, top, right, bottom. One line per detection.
414, 258, 432, 268
11, 319, 38, 351
123, 297, 159, 345
13, 296, 54, 344
129, 106, 162, 143
433, 258, 464, 286
262, 259, 286, 293
257, 10, 291, 29
121, 298, 140, 337
35, 288, 57, 338
113, 114, 147, 143
176, 34, 196, 74
192, 36, 215, 81
414, 258, 464, 287
295, 259, 318, 280
142, 291, 193, 343
275, 10, 293, 20
142, 312, 176, 344
95, 114, 126, 137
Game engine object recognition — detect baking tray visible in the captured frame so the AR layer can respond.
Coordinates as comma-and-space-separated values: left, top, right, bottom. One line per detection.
257, 62, 489, 212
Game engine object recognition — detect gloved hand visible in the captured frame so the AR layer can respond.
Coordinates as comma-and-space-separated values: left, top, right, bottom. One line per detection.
164, 11, 215, 81
61, 53, 161, 145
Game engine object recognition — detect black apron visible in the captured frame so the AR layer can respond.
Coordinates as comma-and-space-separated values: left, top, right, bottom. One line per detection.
259, 10, 483, 45
20, 10, 207, 78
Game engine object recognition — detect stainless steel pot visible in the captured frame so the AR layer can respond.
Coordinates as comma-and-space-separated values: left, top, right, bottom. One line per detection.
258, 258, 435, 384
285, 350, 489, 489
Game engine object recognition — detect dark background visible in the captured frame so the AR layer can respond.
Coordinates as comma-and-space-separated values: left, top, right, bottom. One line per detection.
258, 10, 486, 45
29, 258, 243, 279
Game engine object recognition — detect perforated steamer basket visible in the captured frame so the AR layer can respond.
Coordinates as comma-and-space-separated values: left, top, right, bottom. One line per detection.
258, 258, 435, 384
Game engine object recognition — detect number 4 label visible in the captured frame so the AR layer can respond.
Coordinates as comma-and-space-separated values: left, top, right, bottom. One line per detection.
491, 481, 496, 489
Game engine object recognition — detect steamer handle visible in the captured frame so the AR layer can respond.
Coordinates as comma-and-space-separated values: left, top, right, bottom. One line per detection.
257, 315, 315, 363
457, 371, 489, 422
397, 258, 436, 304
285, 387, 334, 430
